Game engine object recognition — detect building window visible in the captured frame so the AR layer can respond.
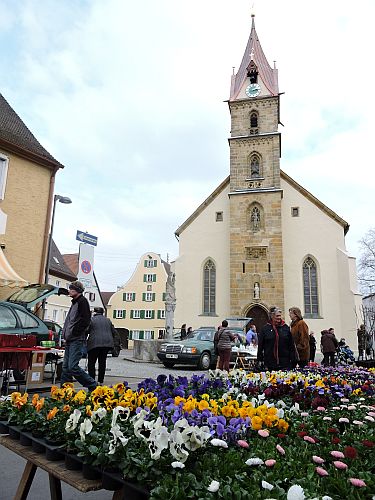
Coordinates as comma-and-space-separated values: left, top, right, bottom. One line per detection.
132, 310, 141, 319
145, 310, 153, 319
144, 330, 154, 339
89, 292, 96, 302
63, 311, 67, 321
157, 309, 166, 319
250, 112, 258, 128
144, 259, 157, 268
131, 330, 140, 340
203, 259, 216, 315
250, 206, 261, 232
0, 154, 9, 200
114, 309, 125, 319
291, 207, 300, 217
303, 257, 319, 317
250, 154, 261, 177
215, 211, 223, 222
143, 292, 155, 302
147, 285, 152, 291
123, 292, 135, 301
144, 274, 156, 282
52, 310, 58, 321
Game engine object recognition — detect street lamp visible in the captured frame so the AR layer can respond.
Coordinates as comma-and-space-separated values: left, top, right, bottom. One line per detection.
44, 194, 72, 287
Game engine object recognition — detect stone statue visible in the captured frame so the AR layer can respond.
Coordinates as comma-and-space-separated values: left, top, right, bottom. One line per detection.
165, 272, 176, 338
254, 282, 260, 299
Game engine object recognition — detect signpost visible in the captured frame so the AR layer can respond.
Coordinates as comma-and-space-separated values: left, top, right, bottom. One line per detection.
76, 230, 98, 246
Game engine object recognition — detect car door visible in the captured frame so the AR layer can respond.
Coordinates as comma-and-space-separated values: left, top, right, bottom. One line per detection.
13, 307, 48, 343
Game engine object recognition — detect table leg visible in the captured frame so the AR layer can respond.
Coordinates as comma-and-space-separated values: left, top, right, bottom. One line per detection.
112, 487, 125, 500
14, 461, 37, 500
48, 474, 62, 500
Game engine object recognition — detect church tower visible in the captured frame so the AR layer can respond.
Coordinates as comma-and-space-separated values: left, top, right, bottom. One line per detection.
228, 14, 284, 324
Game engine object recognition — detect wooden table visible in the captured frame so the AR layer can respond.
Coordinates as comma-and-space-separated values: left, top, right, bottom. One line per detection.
0, 435, 124, 500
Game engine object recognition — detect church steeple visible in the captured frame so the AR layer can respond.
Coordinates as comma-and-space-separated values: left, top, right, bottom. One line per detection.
230, 15, 278, 101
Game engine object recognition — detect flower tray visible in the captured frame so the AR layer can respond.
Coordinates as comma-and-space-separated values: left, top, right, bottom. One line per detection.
30, 434, 46, 454
0, 420, 9, 435
123, 480, 150, 500
64, 452, 83, 471
45, 442, 65, 462
8, 425, 21, 440
101, 469, 125, 491
82, 462, 102, 481
19, 431, 32, 447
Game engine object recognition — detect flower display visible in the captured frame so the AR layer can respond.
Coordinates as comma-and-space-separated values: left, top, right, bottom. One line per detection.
0, 366, 373, 498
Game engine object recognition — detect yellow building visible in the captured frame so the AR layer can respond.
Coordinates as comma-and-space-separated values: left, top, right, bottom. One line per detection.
107, 252, 170, 346
0, 93, 64, 299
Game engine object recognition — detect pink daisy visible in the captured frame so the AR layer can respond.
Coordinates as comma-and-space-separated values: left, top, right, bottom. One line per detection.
333, 461, 348, 470
330, 450, 345, 459
316, 467, 329, 477
349, 478, 366, 487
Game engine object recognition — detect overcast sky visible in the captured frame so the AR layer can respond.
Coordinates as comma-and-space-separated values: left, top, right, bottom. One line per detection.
1, 0, 374, 290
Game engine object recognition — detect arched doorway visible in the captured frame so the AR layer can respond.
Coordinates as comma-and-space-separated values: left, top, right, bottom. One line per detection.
246, 305, 268, 333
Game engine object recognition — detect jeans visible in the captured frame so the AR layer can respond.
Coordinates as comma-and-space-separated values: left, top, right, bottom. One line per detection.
61, 341, 97, 391
88, 347, 110, 383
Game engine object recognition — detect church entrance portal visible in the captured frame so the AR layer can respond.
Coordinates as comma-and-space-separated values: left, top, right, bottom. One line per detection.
246, 306, 268, 333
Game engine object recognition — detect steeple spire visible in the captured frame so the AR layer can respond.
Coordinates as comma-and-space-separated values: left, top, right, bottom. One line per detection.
230, 14, 278, 101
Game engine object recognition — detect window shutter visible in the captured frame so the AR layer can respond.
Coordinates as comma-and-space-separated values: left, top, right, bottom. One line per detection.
130, 310, 134, 319
140, 310, 145, 319
139, 331, 144, 340
132, 293, 136, 301
123, 293, 126, 301
144, 260, 148, 267
151, 310, 155, 319
143, 275, 146, 282
153, 260, 157, 267
152, 293, 155, 301
142, 293, 146, 301
157, 310, 161, 319
122, 310, 126, 318
113, 310, 116, 319
162, 292, 166, 301
152, 274, 156, 282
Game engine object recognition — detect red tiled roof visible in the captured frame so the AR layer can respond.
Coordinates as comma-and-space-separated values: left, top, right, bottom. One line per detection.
49, 241, 77, 281
230, 15, 278, 100
62, 253, 79, 276
101, 291, 115, 307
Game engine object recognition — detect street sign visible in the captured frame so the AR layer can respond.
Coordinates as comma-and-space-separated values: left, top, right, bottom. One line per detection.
76, 230, 98, 246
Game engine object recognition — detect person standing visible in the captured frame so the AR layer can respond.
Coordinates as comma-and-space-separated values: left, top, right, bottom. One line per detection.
309, 331, 317, 362
215, 320, 237, 371
246, 324, 258, 346
289, 307, 310, 368
87, 307, 119, 384
257, 307, 296, 371
60, 281, 97, 391
321, 329, 338, 367
180, 324, 187, 340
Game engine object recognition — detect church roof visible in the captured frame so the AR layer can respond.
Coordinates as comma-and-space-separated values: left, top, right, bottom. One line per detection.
230, 15, 278, 101
0, 93, 64, 170
175, 172, 349, 236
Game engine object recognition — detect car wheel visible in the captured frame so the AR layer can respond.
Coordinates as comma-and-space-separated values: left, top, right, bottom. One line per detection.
198, 352, 211, 370
163, 362, 175, 368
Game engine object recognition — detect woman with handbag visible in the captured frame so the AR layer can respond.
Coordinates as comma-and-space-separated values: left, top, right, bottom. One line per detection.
289, 307, 310, 368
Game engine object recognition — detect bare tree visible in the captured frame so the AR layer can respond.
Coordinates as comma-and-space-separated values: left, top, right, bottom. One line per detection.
358, 228, 375, 294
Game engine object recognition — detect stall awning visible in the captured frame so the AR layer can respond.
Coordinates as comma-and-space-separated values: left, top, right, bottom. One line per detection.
0, 248, 29, 288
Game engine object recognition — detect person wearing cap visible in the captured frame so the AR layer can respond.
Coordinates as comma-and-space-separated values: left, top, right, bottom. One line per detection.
87, 307, 120, 384
60, 281, 97, 391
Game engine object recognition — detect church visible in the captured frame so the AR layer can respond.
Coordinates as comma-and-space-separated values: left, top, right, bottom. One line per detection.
173, 15, 362, 349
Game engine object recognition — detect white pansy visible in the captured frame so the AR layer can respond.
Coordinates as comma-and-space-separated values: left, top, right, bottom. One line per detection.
245, 457, 264, 466
132, 409, 149, 439
148, 424, 170, 460
211, 438, 228, 448
262, 481, 274, 490
277, 400, 287, 409
111, 406, 130, 427
171, 461, 185, 469
169, 428, 189, 463
91, 407, 107, 423
79, 418, 93, 441
287, 484, 305, 500
65, 409, 81, 432
108, 424, 129, 454
207, 480, 220, 493
277, 408, 285, 418
181, 424, 211, 451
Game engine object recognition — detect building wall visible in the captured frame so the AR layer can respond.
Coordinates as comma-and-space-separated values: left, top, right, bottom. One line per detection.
0, 150, 51, 289
174, 186, 230, 330
281, 177, 359, 349
107, 252, 169, 344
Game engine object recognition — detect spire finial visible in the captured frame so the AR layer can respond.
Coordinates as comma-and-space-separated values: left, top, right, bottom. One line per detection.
251, 1, 255, 26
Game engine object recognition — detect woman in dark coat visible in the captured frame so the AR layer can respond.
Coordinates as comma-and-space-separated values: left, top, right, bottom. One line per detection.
215, 320, 237, 371
257, 307, 296, 371
321, 329, 338, 367
309, 331, 317, 362
289, 307, 310, 368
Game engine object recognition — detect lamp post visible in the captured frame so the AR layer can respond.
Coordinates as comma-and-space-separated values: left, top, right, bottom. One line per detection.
44, 194, 72, 288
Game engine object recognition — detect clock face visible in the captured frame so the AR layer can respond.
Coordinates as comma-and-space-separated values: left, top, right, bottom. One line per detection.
245, 83, 261, 98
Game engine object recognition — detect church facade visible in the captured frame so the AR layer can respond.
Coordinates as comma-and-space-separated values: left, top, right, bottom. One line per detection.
173, 16, 361, 348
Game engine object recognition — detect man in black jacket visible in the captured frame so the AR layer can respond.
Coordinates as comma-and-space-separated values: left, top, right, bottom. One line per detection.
257, 307, 296, 371
60, 281, 97, 391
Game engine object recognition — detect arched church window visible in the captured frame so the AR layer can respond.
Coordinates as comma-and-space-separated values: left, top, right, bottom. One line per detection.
250, 206, 261, 232
303, 257, 319, 317
203, 259, 216, 315
250, 112, 258, 128
250, 154, 260, 177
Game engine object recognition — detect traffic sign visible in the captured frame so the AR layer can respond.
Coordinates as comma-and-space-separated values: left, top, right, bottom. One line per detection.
76, 230, 98, 246
81, 260, 92, 274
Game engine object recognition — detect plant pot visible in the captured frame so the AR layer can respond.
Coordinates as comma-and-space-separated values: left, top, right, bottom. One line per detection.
0, 421, 9, 434
82, 462, 102, 481
19, 432, 32, 446
101, 468, 124, 491
45, 437, 64, 447
31, 435, 46, 454
8, 426, 20, 440
64, 452, 83, 471
123, 481, 150, 500
45, 446, 64, 462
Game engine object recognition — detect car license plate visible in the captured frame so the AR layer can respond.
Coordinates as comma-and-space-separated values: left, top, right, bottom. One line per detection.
166, 354, 178, 359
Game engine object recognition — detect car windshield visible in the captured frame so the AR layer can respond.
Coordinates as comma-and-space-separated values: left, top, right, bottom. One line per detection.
187, 329, 215, 341
7, 284, 56, 304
